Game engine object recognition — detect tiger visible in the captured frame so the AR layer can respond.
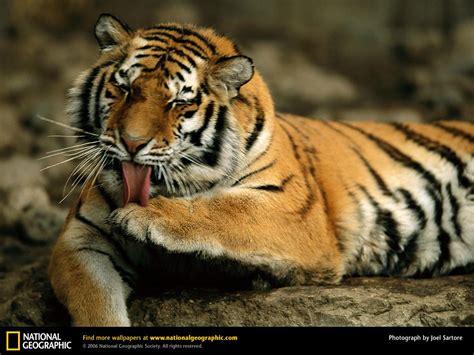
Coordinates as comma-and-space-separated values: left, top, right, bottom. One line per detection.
48, 14, 474, 326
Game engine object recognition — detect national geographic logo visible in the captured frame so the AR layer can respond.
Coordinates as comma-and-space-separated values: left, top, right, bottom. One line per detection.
6, 331, 20, 351
5, 331, 72, 351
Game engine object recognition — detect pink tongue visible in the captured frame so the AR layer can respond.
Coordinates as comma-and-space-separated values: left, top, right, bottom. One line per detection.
121, 162, 152, 207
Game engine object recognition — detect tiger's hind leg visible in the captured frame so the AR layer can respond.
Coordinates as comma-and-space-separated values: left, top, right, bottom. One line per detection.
49, 216, 135, 326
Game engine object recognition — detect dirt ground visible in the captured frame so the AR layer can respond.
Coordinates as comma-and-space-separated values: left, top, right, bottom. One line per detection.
0, 0, 473, 326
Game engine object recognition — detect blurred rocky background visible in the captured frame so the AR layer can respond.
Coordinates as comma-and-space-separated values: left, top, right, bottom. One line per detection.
0, 0, 473, 326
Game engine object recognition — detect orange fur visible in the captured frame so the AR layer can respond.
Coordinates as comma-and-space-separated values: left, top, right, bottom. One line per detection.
49, 15, 474, 326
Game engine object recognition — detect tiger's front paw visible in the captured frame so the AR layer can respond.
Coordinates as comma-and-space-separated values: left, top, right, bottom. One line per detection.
109, 204, 153, 243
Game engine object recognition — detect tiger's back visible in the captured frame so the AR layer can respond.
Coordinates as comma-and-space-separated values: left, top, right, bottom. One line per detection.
278, 116, 474, 277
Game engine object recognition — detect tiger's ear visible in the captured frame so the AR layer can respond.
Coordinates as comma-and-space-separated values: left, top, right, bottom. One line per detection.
210, 56, 254, 98
94, 14, 132, 51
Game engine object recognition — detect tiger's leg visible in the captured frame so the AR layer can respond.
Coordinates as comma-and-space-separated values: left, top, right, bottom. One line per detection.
49, 212, 135, 326
110, 191, 343, 285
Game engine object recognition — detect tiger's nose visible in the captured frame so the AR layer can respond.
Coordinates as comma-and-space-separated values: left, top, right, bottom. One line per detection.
121, 134, 150, 153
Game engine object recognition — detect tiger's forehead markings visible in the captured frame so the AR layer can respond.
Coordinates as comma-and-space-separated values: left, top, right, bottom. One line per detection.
114, 55, 143, 86
114, 34, 207, 92
167, 64, 200, 98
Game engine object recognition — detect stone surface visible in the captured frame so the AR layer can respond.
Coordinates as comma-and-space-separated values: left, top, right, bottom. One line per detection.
0, 240, 472, 327
0, 156, 66, 242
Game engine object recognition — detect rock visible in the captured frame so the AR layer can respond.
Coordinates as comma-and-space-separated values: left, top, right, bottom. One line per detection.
129, 276, 473, 327
0, 156, 67, 242
0, 246, 472, 327
247, 41, 358, 113
19, 205, 66, 243
397, 30, 443, 63
0, 105, 31, 156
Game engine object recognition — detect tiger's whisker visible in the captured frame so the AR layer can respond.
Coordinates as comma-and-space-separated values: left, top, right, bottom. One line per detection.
48, 134, 87, 138
37, 115, 99, 137
41, 148, 101, 171
62, 148, 104, 197
40, 145, 99, 160
45, 141, 99, 155
61, 150, 104, 201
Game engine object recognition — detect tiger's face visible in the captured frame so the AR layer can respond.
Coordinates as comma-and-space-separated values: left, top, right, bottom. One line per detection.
68, 15, 256, 205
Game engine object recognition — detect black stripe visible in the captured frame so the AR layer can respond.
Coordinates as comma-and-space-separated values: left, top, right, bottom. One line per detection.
104, 89, 116, 99
339, 122, 442, 191
251, 185, 283, 192
340, 123, 453, 274
129, 63, 144, 70
353, 149, 393, 199
249, 175, 294, 192
143, 32, 209, 59
449, 262, 474, 275
140, 54, 165, 73
181, 86, 193, 93
358, 185, 403, 275
279, 116, 311, 140
348, 190, 382, 271
75, 209, 134, 267
245, 132, 274, 169
280, 124, 316, 216
95, 184, 117, 211
76, 212, 109, 237
324, 120, 396, 201
78, 66, 102, 134
245, 98, 265, 151
395, 188, 428, 274
137, 44, 166, 51
200, 82, 210, 95
391, 123, 470, 188
176, 44, 207, 60
432, 122, 474, 143
149, 25, 217, 54
427, 186, 452, 274
93, 71, 107, 129
446, 183, 463, 240
163, 102, 173, 113
141, 35, 169, 44
170, 48, 197, 67
397, 188, 427, 229
321, 120, 355, 141
281, 123, 301, 161
135, 53, 156, 59
234, 94, 250, 106
201, 106, 227, 166
232, 160, 276, 186
396, 232, 420, 275
183, 109, 197, 119
176, 72, 185, 81
167, 56, 191, 73
280, 118, 319, 185
190, 102, 214, 146
77, 247, 135, 287
192, 90, 202, 107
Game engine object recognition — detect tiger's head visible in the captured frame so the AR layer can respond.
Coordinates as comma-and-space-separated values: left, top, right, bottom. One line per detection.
68, 14, 274, 206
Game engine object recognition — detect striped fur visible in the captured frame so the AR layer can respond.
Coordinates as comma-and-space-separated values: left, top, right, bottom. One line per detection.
49, 14, 474, 326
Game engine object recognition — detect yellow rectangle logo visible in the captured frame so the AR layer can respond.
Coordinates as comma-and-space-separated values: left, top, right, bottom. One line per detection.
6, 331, 20, 351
